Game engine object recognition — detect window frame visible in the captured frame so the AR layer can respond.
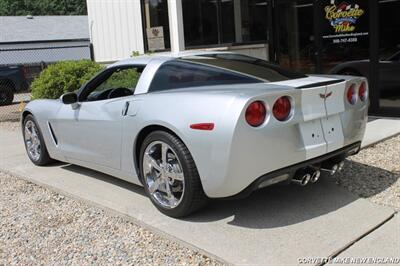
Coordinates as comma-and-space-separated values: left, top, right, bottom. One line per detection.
182, 0, 271, 49
141, 0, 172, 53
78, 65, 145, 102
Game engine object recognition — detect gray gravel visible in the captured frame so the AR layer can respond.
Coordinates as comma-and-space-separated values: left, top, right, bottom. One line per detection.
337, 134, 400, 210
0, 121, 21, 131
0, 172, 222, 265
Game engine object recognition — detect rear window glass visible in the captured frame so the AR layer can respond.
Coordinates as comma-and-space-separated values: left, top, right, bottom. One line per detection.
148, 60, 262, 92
186, 53, 307, 82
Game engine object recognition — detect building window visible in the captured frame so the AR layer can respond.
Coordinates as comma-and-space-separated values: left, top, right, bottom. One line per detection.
141, 0, 171, 51
182, 0, 269, 48
238, 0, 269, 43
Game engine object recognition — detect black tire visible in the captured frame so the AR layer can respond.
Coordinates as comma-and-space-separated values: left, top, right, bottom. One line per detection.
0, 85, 14, 106
23, 114, 54, 166
139, 131, 208, 218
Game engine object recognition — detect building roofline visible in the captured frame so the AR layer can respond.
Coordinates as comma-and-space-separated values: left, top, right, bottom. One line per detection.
0, 38, 90, 45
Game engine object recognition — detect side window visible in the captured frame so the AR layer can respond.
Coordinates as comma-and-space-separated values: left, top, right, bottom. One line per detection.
95, 68, 140, 92
84, 66, 143, 101
148, 60, 261, 92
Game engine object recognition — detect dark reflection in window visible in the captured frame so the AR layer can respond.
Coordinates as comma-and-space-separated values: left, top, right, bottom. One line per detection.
182, 0, 269, 47
142, 0, 171, 51
276, 0, 315, 74
378, 0, 400, 108
239, 0, 269, 43
220, 0, 235, 43
182, 0, 219, 46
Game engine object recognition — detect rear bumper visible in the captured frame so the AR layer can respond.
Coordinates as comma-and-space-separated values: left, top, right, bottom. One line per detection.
222, 141, 361, 199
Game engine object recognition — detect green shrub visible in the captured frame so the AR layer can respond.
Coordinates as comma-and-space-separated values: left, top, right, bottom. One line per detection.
31, 60, 104, 99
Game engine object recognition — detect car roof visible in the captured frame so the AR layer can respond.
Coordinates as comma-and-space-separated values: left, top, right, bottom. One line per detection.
108, 50, 235, 68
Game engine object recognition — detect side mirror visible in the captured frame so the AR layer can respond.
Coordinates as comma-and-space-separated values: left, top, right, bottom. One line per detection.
61, 92, 78, 105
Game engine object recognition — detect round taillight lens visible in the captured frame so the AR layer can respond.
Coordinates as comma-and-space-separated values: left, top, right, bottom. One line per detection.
359, 82, 367, 102
273, 96, 292, 121
245, 101, 266, 127
347, 84, 357, 105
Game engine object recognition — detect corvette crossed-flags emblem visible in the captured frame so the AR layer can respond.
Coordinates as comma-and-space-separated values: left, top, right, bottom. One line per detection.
319, 91, 333, 99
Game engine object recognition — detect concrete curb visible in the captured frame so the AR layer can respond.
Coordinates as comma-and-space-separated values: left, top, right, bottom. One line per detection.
361, 118, 400, 149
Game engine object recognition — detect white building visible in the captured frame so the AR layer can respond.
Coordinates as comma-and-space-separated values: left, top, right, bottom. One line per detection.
86, 0, 269, 63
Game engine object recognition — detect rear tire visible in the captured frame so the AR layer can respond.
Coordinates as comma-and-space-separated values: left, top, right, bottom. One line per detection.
139, 131, 208, 218
0, 85, 14, 106
23, 114, 53, 166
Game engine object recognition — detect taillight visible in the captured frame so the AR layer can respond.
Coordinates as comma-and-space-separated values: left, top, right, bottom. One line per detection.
347, 84, 357, 105
273, 96, 292, 121
359, 82, 367, 102
245, 101, 266, 127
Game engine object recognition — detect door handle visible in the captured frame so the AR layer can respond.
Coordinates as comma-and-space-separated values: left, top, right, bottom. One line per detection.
122, 101, 130, 116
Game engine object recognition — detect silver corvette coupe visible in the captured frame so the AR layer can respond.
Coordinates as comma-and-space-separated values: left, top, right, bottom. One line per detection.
22, 52, 368, 217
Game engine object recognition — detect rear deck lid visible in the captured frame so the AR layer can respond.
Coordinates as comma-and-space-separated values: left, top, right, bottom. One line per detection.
270, 76, 349, 156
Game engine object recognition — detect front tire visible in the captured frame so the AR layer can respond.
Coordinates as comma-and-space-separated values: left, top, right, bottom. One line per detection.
0, 85, 14, 106
23, 114, 53, 166
139, 131, 207, 218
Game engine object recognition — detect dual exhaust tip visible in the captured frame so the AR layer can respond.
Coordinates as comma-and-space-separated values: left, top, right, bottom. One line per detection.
292, 169, 321, 186
292, 161, 344, 186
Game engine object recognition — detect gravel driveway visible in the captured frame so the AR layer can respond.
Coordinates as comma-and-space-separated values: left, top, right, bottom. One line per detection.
0, 171, 222, 265
0, 121, 399, 264
337, 134, 400, 210
0, 93, 30, 122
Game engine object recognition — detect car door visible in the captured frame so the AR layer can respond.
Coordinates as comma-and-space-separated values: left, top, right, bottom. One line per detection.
53, 66, 142, 170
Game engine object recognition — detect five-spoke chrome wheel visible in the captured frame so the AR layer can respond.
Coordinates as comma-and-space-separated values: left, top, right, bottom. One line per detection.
24, 120, 41, 161
142, 141, 185, 209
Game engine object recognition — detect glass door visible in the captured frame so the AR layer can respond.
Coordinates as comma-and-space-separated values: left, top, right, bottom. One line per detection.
273, 0, 316, 74
378, 0, 400, 110
141, 0, 171, 52
318, 0, 370, 74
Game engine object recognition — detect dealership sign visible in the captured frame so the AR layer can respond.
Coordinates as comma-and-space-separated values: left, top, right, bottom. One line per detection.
146, 26, 165, 51
322, 0, 369, 44
325, 2, 364, 33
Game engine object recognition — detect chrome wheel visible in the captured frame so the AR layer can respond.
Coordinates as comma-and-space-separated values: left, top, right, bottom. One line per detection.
142, 141, 185, 209
24, 120, 41, 161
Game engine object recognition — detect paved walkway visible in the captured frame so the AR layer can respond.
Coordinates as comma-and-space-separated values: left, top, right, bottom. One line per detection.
0, 119, 399, 265
361, 118, 400, 148
332, 214, 400, 266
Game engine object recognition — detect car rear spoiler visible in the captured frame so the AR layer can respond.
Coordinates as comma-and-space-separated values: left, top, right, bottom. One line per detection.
297, 79, 345, 89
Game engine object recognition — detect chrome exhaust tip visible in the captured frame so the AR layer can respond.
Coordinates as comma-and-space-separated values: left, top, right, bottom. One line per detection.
292, 173, 311, 186
338, 161, 345, 172
310, 170, 321, 183
321, 164, 339, 176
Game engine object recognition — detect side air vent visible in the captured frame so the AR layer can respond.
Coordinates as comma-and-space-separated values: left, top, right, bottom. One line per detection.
297, 79, 345, 89
47, 122, 58, 145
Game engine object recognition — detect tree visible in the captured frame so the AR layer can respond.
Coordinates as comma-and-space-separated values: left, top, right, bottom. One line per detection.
0, 0, 87, 16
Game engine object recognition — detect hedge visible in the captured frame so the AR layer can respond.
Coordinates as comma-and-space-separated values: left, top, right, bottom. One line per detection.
31, 60, 104, 99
